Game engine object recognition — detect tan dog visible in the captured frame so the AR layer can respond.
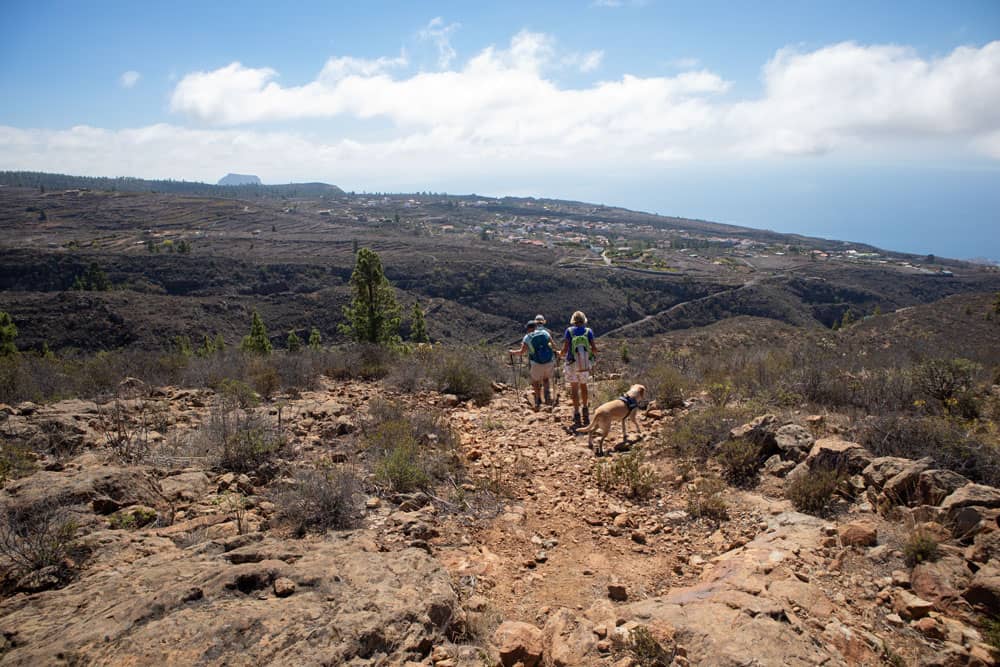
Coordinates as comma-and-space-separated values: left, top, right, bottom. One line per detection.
576, 384, 646, 456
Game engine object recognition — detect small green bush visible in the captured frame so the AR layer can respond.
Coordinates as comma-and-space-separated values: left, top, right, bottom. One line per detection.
592, 449, 658, 499
786, 466, 846, 515
433, 355, 494, 405
0, 442, 36, 488
903, 529, 940, 567
363, 399, 458, 494
661, 404, 751, 462
375, 438, 431, 493
621, 625, 674, 667
717, 437, 762, 487
686, 477, 729, 522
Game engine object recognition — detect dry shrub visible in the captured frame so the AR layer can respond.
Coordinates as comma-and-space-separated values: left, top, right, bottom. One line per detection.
275, 467, 362, 536
786, 466, 846, 515
0, 502, 79, 587
855, 415, 1000, 487
638, 361, 687, 409
201, 380, 284, 474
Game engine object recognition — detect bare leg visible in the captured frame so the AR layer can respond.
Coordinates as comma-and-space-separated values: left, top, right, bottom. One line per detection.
580, 383, 589, 407
570, 383, 580, 409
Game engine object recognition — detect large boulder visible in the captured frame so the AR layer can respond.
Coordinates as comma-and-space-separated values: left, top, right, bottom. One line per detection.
774, 424, 813, 462
915, 469, 969, 507
962, 564, 1000, 612
542, 608, 597, 667
881, 459, 934, 507
863, 457, 923, 490
0, 465, 167, 516
159, 471, 213, 503
0, 533, 460, 665
941, 484, 1000, 512
910, 556, 974, 615
804, 438, 873, 475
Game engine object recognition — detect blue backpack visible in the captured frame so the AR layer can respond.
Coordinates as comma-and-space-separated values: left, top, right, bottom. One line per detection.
526, 330, 554, 364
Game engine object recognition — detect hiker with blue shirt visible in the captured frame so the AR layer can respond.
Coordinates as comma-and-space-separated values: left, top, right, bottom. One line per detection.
509, 320, 558, 409
561, 310, 597, 427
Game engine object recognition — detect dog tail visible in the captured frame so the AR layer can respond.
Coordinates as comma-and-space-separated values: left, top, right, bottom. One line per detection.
575, 421, 596, 433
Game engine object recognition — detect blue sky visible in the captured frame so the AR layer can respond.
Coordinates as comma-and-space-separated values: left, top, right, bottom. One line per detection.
1, 1, 999, 259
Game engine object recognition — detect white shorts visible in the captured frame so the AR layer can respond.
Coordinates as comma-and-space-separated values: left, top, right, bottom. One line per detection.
529, 361, 555, 383
563, 364, 591, 384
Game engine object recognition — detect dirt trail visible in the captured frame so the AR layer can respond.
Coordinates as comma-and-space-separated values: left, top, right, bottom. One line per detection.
434, 391, 762, 622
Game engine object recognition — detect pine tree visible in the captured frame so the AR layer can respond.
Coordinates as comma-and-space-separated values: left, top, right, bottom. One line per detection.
0, 311, 17, 356
340, 248, 401, 345
240, 311, 272, 355
287, 330, 302, 352
308, 327, 322, 349
409, 302, 430, 343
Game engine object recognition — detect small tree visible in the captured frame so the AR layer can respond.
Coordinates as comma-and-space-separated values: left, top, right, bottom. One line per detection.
287, 330, 302, 353
0, 311, 17, 356
213, 333, 226, 353
409, 302, 429, 343
308, 327, 322, 350
340, 248, 401, 345
240, 311, 272, 355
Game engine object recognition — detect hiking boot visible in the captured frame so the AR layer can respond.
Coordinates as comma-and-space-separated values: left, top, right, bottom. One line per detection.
534, 395, 542, 410
582, 406, 590, 426
544, 388, 552, 405
572, 411, 582, 428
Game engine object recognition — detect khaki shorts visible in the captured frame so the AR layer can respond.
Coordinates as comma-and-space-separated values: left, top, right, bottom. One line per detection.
529, 360, 555, 383
563, 364, 591, 384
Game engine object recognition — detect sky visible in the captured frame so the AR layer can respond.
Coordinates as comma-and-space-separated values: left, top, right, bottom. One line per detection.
1, 1, 999, 260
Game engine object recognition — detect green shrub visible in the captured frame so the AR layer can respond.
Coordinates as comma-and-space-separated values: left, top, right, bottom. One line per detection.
786, 466, 846, 515
275, 467, 362, 535
375, 438, 431, 493
686, 476, 729, 521
912, 358, 979, 405
592, 449, 658, 499
433, 355, 494, 405
619, 625, 674, 667
661, 404, 751, 462
639, 361, 687, 409
0, 442, 36, 488
363, 399, 458, 494
717, 437, 762, 487
903, 528, 940, 567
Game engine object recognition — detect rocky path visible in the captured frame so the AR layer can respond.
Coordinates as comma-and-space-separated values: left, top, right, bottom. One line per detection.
2, 381, 999, 666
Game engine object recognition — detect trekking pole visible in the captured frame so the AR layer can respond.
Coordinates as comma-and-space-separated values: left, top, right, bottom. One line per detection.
509, 352, 519, 392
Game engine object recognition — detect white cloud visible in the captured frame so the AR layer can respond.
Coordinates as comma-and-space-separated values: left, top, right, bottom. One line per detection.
563, 49, 604, 73
729, 40, 1000, 156
120, 70, 141, 88
4, 35, 999, 189
419, 17, 460, 69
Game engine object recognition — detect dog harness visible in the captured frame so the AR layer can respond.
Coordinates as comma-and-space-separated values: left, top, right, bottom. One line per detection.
618, 394, 639, 411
